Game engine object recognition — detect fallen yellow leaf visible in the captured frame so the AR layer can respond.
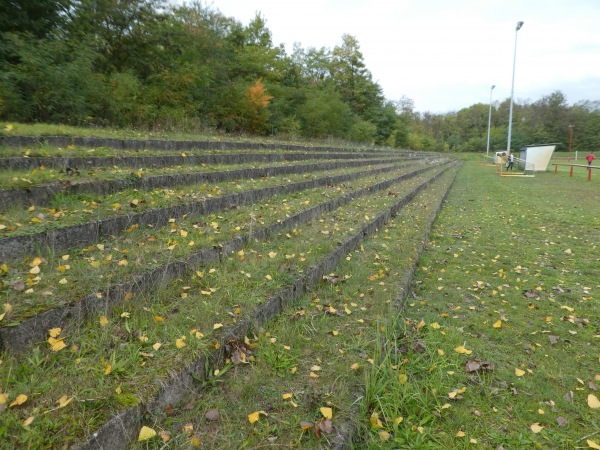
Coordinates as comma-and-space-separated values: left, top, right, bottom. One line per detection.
370, 412, 382, 429
57, 395, 73, 408
454, 345, 472, 355
320, 407, 333, 419
248, 411, 267, 424
530, 423, 543, 434
10, 394, 28, 407
49, 328, 61, 338
159, 430, 171, 442
588, 394, 600, 409
23, 416, 34, 426
49, 338, 67, 352
99, 315, 109, 327
138, 426, 157, 441
493, 320, 502, 328
587, 439, 600, 449
515, 368, 526, 377
379, 430, 391, 441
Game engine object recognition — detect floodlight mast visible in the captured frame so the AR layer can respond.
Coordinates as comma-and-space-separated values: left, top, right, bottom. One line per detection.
568, 125, 574, 161
486, 84, 495, 159
506, 20, 524, 153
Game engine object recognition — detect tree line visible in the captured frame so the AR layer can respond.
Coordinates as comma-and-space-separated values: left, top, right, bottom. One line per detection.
1, 0, 599, 152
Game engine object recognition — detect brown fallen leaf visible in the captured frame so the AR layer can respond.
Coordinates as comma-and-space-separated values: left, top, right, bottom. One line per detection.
465, 359, 495, 373
465, 360, 481, 373
556, 416, 567, 427
163, 404, 175, 416
300, 421, 313, 431
205, 409, 219, 421
9, 280, 25, 291
317, 418, 333, 434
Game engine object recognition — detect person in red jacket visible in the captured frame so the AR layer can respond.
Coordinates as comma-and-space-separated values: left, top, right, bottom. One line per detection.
586, 151, 595, 166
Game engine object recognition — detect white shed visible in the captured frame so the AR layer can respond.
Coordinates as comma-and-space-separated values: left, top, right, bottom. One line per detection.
518, 144, 557, 172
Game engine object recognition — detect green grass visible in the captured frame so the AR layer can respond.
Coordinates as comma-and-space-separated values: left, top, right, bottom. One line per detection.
0, 166, 454, 448
0, 144, 320, 159
118, 159, 600, 450
357, 161, 600, 449
0, 157, 383, 189
2, 164, 436, 327
0, 161, 410, 238
124, 167, 457, 449
0, 121, 372, 151
3, 128, 597, 450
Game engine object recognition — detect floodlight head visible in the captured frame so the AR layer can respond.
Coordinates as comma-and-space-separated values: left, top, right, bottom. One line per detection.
491, 85, 496, 90
516, 21, 524, 31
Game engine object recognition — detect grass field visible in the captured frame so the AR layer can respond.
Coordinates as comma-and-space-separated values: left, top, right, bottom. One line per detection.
0, 125, 598, 449
353, 158, 600, 449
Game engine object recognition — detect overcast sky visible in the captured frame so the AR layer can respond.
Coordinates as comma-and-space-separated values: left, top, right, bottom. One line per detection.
173, 0, 600, 114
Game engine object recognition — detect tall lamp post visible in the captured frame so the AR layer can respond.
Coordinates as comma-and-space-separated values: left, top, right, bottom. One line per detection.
506, 20, 524, 153
568, 125, 574, 161
486, 84, 495, 159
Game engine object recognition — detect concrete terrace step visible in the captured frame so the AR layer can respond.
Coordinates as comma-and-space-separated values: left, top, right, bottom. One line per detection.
0, 138, 458, 449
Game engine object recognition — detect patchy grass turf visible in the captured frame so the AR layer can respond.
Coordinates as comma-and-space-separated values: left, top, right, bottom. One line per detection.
0, 161, 453, 448
2, 165, 434, 323
0, 162, 408, 238
0, 157, 384, 190
124, 164, 457, 450
2, 134, 598, 450
0, 121, 363, 151
357, 161, 600, 449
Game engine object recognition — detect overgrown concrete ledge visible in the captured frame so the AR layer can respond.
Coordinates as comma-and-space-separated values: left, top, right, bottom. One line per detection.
69, 162, 459, 450
0, 162, 451, 353
0, 161, 418, 261
0, 135, 417, 156
329, 161, 461, 450
0, 156, 405, 209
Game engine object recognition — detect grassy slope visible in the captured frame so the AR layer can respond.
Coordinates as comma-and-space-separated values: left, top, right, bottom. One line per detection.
1, 122, 598, 449
149, 160, 599, 450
